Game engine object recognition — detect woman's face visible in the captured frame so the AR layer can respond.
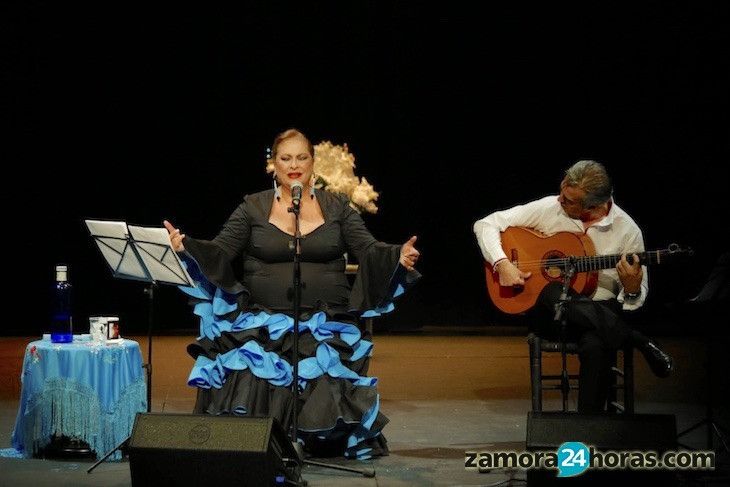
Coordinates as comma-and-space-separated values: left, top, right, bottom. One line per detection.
274, 136, 314, 189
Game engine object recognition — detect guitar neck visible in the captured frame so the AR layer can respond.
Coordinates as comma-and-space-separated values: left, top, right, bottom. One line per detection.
574, 250, 665, 272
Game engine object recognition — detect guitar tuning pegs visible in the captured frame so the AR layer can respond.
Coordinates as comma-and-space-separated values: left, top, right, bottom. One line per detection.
667, 243, 694, 257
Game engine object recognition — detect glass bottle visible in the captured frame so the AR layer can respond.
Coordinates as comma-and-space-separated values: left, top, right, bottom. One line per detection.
50, 264, 73, 343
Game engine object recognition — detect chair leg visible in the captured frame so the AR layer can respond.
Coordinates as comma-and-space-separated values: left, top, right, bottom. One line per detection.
607, 351, 619, 413
528, 334, 542, 412
559, 345, 572, 412
624, 346, 635, 413
607, 346, 635, 413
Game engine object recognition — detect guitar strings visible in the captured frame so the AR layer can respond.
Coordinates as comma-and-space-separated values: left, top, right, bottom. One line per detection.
498, 254, 653, 268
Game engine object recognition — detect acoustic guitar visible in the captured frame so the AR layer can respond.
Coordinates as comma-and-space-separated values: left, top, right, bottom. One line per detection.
485, 226, 691, 314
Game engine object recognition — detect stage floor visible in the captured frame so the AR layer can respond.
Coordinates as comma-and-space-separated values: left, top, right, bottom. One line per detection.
1, 331, 728, 486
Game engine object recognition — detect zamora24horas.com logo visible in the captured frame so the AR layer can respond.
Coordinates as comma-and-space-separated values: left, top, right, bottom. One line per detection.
465, 442, 715, 477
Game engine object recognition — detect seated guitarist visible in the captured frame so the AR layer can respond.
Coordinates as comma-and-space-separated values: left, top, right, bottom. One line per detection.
473, 159, 673, 413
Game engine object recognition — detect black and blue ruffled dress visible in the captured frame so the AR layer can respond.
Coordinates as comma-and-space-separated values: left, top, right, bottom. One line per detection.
179, 189, 419, 459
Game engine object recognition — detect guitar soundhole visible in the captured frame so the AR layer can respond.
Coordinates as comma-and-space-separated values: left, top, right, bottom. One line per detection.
542, 250, 567, 281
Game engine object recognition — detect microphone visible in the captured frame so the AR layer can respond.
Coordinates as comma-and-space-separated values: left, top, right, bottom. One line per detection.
290, 181, 303, 208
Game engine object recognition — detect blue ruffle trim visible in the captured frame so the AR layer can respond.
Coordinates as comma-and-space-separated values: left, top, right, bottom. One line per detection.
299, 394, 383, 460
188, 340, 292, 389
360, 264, 414, 318
361, 283, 404, 318
178, 255, 411, 332
187, 335, 375, 390
178, 256, 390, 459
358, 264, 410, 318
299, 343, 376, 387
345, 394, 381, 459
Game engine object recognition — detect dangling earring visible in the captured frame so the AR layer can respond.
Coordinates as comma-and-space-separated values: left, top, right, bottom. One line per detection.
273, 175, 281, 201
310, 174, 316, 199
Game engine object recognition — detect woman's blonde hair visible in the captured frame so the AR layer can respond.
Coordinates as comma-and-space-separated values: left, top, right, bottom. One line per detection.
269, 128, 314, 161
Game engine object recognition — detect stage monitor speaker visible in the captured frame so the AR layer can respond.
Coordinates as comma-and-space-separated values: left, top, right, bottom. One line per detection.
526, 412, 679, 486
128, 413, 300, 487
526, 411, 677, 451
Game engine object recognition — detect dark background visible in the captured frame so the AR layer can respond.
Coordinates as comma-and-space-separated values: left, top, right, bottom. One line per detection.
3, 2, 728, 336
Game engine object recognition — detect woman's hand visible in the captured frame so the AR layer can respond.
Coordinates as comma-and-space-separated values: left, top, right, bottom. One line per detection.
400, 236, 420, 271
163, 220, 186, 252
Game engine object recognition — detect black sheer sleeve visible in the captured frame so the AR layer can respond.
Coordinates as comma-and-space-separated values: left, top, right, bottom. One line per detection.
337, 195, 421, 313
182, 197, 251, 295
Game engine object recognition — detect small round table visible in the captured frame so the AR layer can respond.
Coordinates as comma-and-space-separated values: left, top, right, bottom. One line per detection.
11, 335, 147, 460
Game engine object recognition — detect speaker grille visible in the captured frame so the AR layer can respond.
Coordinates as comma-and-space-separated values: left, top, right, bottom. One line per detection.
128, 413, 298, 487
129, 413, 271, 451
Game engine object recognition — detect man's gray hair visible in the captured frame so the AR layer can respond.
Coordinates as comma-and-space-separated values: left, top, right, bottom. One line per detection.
564, 160, 613, 208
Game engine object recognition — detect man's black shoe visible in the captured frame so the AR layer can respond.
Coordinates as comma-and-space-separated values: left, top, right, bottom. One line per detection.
640, 340, 674, 378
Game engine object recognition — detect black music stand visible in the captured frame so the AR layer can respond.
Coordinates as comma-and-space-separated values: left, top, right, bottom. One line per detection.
677, 251, 729, 454
83, 219, 194, 472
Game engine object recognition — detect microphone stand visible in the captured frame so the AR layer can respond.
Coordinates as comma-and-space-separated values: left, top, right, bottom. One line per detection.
553, 257, 576, 412
286, 193, 375, 482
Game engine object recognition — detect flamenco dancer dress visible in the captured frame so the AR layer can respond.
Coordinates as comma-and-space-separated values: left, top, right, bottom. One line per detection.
179, 189, 419, 459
